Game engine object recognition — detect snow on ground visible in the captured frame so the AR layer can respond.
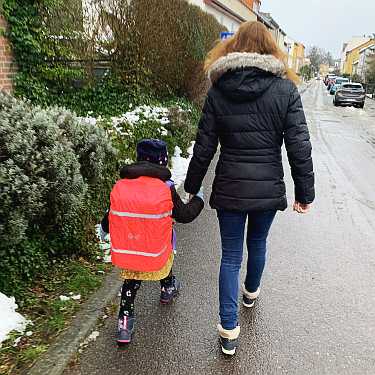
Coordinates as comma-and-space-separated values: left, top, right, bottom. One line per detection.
171, 142, 195, 188
59, 293, 81, 302
79, 330, 100, 352
0, 293, 30, 345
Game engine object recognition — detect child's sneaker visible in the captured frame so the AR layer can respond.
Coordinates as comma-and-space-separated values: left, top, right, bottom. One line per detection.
160, 276, 181, 304
242, 284, 260, 308
117, 315, 135, 346
217, 324, 240, 356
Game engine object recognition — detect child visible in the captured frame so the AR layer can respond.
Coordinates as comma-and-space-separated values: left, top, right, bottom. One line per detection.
100, 139, 204, 345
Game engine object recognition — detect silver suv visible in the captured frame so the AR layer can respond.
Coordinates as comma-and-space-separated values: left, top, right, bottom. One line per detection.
333, 83, 366, 108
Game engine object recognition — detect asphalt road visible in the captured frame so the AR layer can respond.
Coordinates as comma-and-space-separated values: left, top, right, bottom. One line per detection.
65, 82, 375, 375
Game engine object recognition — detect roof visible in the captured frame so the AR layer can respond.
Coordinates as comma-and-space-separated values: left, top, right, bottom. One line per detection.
257, 12, 273, 29
359, 43, 375, 54
258, 12, 287, 36
343, 37, 371, 53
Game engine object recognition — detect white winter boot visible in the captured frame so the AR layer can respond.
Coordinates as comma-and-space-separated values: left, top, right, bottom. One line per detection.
217, 324, 240, 355
242, 284, 260, 308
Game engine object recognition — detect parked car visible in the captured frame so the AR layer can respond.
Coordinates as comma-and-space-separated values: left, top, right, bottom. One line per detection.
330, 77, 349, 95
333, 82, 366, 108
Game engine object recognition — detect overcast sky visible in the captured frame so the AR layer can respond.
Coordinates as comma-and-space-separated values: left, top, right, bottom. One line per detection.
262, 0, 374, 58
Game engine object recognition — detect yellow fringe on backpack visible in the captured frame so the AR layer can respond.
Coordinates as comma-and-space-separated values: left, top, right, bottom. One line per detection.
120, 253, 174, 281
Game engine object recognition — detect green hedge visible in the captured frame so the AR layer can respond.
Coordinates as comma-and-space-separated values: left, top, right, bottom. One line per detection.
0, 92, 117, 297
131, 0, 224, 100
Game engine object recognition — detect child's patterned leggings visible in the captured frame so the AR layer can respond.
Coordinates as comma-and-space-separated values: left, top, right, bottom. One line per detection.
119, 271, 173, 318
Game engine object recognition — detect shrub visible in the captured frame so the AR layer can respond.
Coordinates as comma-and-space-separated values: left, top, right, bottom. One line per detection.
131, 0, 224, 98
0, 92, 117, 297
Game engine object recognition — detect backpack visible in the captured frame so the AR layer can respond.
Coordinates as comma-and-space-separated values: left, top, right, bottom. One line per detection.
109, 176, 173, 272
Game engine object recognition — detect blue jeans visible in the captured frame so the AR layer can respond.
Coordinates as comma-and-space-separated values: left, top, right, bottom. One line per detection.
217, 210, 276, 330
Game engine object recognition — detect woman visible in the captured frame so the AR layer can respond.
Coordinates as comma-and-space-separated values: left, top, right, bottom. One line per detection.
184, 21, 315, 355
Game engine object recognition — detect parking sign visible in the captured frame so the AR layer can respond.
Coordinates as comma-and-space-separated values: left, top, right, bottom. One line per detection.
220, 32, 234, 40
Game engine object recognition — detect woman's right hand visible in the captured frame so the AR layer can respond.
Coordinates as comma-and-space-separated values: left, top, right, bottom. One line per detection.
293, 201, 311, 214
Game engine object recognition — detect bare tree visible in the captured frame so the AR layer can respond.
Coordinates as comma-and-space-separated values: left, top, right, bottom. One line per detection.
307, 46, 335, 72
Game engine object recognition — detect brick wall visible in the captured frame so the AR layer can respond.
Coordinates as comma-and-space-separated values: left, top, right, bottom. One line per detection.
0, 15, 16, 93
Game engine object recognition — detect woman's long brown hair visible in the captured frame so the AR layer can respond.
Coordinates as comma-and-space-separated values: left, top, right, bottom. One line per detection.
204, 21, 299, 83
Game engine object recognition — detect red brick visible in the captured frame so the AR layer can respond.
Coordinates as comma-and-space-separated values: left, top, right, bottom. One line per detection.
0, 15, 15, 92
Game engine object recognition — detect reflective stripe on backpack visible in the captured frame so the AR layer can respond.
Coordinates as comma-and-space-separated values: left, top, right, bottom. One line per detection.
110, 210, 172, 219
111, 246, 168, 258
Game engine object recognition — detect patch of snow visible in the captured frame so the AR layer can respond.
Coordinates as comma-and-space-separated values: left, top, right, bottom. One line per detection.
59, 294, 81, 302
159, 127, 168, 136
123, 158, 134, 165
171, 142, 195, 188
81, 331, 100, 347
59, 295, 70, 302
80, 117, 97, 126
110, 105, 171, 132
0, 293, 30, 345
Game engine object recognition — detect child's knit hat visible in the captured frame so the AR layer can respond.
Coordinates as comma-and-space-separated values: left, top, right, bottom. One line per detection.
136, 139, 168, 166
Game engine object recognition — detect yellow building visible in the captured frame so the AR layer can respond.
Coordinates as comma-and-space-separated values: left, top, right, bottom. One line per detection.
319, 64, 330, 77
343, 39, 374, 76
292, 42, 305, 74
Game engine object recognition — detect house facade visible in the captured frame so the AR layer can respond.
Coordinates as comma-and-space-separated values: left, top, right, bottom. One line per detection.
187, 0, 257, 33
259, 12, 287, 53
292, 42, 305, 74
240, 0, 261, 13
355, 43, 375, 82
343, 39, 373, 76
340, 37, 370, 74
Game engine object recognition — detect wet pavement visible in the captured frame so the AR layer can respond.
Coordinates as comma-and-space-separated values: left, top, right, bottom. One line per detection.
65, 82, 375, 375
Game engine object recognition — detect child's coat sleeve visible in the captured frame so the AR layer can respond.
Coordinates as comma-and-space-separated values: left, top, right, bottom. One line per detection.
101, 210, 110, 233
171, 186, 204, 224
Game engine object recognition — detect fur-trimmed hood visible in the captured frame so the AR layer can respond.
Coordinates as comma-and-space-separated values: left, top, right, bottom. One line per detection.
208, 52, 287, 102
208, 52, 286, 83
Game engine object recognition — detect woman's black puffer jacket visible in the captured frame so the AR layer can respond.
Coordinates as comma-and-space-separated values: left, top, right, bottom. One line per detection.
184, 52, 315, 212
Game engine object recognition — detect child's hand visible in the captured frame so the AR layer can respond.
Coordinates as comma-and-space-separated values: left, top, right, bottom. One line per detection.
195, 187, 204, 200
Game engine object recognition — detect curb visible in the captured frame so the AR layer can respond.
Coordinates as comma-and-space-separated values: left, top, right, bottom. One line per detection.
28, 268, 122, 375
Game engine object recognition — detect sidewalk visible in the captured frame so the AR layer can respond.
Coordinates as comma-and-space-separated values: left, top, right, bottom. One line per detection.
62, 82, 375, 374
